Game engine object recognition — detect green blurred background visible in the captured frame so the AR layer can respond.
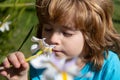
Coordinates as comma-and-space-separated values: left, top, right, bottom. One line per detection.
0, 0, 37, 58
0, 0, 120, 80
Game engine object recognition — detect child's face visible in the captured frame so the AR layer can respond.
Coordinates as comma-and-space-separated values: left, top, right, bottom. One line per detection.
42, 22, 84, 59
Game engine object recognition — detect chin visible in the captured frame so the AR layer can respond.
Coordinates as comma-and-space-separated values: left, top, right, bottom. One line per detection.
54, 53, 66, 59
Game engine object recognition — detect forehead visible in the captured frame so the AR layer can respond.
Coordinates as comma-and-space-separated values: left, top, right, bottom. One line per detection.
43, 21, 77, 30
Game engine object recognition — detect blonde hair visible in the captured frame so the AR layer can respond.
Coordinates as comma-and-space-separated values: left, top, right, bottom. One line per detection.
36, 0, 120, 71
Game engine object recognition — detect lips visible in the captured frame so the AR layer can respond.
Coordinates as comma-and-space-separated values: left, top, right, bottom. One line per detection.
52, 49, 65, 55
52, 49, 61, 53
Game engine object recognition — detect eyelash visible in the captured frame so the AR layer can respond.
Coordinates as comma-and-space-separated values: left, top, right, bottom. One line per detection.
63, 32, 73, 37
43, 27, 73, 37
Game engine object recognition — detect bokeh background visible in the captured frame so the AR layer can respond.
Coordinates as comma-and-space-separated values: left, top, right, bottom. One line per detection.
0, 0, 120, 80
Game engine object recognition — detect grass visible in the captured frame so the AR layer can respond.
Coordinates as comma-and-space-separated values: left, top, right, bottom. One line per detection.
0, 0, 38, 57
113, 0, 120, 33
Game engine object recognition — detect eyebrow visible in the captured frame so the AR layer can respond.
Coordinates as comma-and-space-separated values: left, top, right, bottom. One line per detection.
43, 22, 77, 31
62, 25, 76, 31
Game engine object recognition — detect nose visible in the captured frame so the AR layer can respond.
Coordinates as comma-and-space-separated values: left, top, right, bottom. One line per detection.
49, 32, 61, 45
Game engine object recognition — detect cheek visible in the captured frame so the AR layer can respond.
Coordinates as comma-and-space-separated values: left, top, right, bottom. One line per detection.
65, 41, 84, 57
75, 42, 84, 55
67, 37, 84, 56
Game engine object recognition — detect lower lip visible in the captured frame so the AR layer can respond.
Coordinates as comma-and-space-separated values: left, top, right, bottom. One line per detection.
53, 50, 62, 54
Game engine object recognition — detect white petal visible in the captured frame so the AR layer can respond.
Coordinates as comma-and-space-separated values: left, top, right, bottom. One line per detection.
30, 55, 50, 69
4, 25, 9, 31
31, 44, 39, 53
0, 21, 11, 32
31, 36, 40, 42
0, 25, 5, 32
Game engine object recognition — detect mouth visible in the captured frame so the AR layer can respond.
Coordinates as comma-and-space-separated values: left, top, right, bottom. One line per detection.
52, 49, 62, 53
52, 49, 66, 58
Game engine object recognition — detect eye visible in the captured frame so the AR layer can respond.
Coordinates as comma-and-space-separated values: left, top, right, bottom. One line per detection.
43, 24, 53, 32
44, 27, 53, 32
63, 32, 73, 37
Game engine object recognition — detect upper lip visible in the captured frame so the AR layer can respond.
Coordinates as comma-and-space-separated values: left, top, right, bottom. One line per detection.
52, 49, 61, 52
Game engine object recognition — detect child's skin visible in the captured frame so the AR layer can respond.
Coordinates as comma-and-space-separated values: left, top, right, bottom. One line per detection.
0, 52, 29, 80
42, 22, 85, 59
0, 22, 85, 80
